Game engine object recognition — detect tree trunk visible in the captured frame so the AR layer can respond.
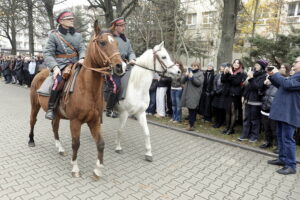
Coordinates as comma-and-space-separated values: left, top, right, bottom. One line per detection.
26, 0, 35, 55
104, 0, 114, 27
251, 0, 260, 38
41, 0, 55, 30
217, 0, 240, 67
10, 18, 17, 55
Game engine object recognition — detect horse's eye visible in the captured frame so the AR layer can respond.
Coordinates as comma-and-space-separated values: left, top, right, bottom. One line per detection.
162, 56, 166, 59
99, 41, 107, 46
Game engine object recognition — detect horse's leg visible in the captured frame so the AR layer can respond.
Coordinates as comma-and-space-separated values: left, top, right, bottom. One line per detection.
70, 119, 81, 178
28, 96, 41, 147
136, 112, 153, 162
87, 118, 104, 180
115, 111, 129, 154
51, 117, 66, 156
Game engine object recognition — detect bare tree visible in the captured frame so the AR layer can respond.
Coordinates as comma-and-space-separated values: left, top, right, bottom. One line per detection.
87, 0, 139, 27
24, 0, 35, 55
217, 0, 241, 66
0, 0, 23, 55
40, 0, 55, 30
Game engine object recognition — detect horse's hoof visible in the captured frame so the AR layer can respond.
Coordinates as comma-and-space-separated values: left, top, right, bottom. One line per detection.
59, 151, 67, 156
92, 172, 101, 181
145, 155, 153, 162
71, 172, 81, 178
28, 142, 35, 147
115, 149, 123, 154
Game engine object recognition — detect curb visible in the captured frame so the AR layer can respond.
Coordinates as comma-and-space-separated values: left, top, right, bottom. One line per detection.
148, 120, 300, 164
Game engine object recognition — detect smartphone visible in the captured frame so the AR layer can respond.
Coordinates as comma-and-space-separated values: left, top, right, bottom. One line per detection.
267, 66, 274, 72
188, 68, 192, 73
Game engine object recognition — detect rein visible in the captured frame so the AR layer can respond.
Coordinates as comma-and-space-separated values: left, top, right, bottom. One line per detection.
134, 49, 175, 76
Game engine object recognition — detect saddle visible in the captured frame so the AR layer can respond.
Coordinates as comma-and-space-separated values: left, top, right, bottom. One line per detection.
37, 64, 81, 98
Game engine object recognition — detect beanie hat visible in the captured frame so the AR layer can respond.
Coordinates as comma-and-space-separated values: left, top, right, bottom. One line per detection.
256, 59, 269, 69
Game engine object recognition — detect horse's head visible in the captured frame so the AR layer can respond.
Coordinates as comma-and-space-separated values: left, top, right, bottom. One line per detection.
153, 42, 181, 78
86, 20, 126, 75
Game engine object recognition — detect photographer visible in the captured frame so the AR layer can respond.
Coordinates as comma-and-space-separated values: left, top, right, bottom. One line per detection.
238, 60, 267, 142
181, 63, 204, 131
267, 57, 300, 175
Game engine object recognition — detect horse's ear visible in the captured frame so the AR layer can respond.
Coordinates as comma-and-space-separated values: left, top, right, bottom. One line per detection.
94, 20, 101, 35
159, 41, 165, 48
154, 41, 165, 52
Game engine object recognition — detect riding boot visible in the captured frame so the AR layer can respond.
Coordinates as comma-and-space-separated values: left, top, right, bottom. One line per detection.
106, 92, 118, 118
45, 90, 60, 120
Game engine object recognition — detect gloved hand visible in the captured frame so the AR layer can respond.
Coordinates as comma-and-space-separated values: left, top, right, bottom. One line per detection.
53, 66, 61, 80
78, 58, 84, 64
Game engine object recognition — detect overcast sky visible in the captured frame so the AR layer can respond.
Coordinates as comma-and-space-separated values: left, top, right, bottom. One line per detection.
54, 0, 89, 11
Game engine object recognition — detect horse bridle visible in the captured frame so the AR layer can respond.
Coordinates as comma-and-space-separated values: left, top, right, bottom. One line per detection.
135, 49, 176, 76
82, 32, 121, 75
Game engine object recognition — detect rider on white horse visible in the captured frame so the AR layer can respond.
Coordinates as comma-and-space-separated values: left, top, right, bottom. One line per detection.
105, 17, 136, 118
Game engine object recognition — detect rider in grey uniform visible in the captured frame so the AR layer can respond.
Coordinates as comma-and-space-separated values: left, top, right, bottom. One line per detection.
43, 11, 85, 120
105, 17, 136, 118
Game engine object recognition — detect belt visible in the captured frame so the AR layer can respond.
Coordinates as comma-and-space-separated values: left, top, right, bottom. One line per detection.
55, 52, 78, 59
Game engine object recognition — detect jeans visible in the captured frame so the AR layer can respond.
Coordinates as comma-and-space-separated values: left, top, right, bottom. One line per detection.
277, 121, 296, 169
146, 89, 156, 114
188, 108, 197, 127
171, 89, 182, 121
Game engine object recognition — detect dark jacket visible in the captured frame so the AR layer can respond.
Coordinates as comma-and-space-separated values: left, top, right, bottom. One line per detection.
269, 72, 300, 127
243, 70, 267, 103
221, 72, 244, 96
212, 72, 225, 109
261, 84, 278, 113
157, 76, 172, 88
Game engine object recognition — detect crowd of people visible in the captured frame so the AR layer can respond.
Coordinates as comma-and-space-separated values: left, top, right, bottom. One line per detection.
0, 55, 44, 87
146, 58, 300, 175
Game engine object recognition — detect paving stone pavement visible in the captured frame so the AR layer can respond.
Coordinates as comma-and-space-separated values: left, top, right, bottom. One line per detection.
0, 81, 299, 200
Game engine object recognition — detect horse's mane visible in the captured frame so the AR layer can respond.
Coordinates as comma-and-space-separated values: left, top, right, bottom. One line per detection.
135, 49, 153, 68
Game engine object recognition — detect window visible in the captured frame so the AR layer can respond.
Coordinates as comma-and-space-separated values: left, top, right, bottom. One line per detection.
187, 13, 197, 25
187, 13, 197, 29
287, 2, 300, 17
202, 11, 215, 24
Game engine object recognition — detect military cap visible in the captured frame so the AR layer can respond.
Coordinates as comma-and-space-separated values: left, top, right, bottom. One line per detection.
110, 17, 126, 26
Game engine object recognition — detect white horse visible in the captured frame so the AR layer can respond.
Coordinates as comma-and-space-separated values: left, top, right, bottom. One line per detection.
115, 42, 181, 162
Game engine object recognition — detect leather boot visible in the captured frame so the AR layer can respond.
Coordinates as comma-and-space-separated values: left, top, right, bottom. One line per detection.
45, 90, 60, 120
106, 92, 118, 118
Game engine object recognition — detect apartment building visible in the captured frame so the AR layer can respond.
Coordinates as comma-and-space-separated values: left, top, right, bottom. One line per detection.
182, 0, 300, 66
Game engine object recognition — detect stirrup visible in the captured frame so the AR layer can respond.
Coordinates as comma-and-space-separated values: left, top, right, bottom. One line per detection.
45, 110, 55, 120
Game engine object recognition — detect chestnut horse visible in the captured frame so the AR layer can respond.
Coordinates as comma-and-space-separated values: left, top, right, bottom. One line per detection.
28, 21, 126, 179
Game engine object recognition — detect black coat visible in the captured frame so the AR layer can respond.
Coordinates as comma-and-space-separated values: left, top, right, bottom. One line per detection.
221, 72, 245, 111
261, 84, 278, 113
157, 76, 172, 88
199, 70, 214, 116
212, 72, 225, 109
2, 61, 11, 76
243, 70, 267, 103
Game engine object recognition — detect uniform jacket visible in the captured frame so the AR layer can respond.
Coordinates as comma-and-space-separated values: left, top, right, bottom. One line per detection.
181, 70, 204, 109
43, 25, 85, 70
114, 34, 136, 61
269, 72, 300, 127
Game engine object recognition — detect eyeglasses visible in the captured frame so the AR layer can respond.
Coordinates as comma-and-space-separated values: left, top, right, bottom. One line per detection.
293, 61, 300, 64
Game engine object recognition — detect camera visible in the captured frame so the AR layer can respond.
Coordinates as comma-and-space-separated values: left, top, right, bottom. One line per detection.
266, 66, 274, 72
